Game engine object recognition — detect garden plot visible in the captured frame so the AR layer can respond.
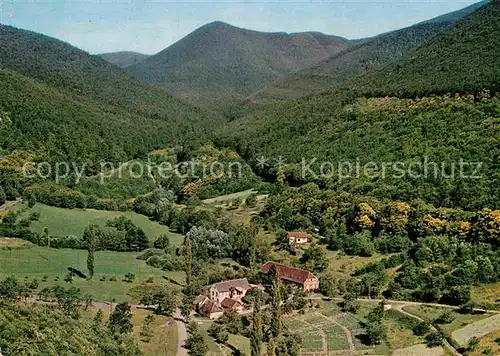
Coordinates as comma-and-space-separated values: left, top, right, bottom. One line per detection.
322, 324, 350, 351
285, 318, 324, 352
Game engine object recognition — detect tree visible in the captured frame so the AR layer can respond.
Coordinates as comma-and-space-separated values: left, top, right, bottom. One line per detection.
300, 243, 329, 273
109, 302, 133, 334
139, 287, 177, 316
246, 193, 258, 208
140, 314, 155, 342
342, 292, 360, 313
267, 337, 277, 356
275, 229, 291, 251
0, 276, 21, 299
270, 265, 283, 338
153, 234, 171, 250
413, 320, 431, 336
84, 224, 99, 280
123, 273, 135, 283
435, 310, 455, 324
92, 309, 103, 331
250, 296, 263, 356
425, 331, 445, 347
184, 233, 193, 290
0, 185, 6, 205
366, 321, 386, 345
276, 333, 301, 356
186, 330, 208, 356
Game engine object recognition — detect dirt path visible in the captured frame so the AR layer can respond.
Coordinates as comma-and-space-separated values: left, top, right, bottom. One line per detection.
392, 304, 462, 356
174, 308, 188, 356
0, 198, 22, 212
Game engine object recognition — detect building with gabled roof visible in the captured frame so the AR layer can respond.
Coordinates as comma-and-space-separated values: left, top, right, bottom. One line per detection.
260, 262, 319, 291
288, 231, 309, 245
210, 278, 251, 304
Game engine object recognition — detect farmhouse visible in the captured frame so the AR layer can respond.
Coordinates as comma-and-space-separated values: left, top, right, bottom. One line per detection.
288, 231, 309, 245
193, 278, 261, 319
209, 278, 252, 304
260, 262, 319, 292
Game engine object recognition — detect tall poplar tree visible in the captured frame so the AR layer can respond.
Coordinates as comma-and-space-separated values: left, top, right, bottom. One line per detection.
270, 264, 282, 338
250, 295, 263, 356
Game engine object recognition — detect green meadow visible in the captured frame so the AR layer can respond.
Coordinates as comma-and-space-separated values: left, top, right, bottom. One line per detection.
0, 244, 185, 302
23, 204, 183, 245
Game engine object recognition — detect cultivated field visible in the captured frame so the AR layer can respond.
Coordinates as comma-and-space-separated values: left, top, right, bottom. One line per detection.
0, 245, 184, 302
22, 204, 183, 245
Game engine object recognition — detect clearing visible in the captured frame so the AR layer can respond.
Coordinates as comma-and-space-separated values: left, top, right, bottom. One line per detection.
0, 245, 185, 302
22, 204, 183, 245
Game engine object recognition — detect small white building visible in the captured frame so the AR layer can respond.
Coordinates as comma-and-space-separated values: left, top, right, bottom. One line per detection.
288, 232, 309, 245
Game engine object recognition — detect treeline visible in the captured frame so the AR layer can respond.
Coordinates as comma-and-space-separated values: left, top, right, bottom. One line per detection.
0, 211, 150, 252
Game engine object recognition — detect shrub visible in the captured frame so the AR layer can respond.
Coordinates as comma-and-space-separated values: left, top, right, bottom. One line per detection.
413, 320, 431, 336
435, 310, 455, 324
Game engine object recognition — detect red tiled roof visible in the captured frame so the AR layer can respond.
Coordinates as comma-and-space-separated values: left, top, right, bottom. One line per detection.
212, 278, 250, 293
287, 232, 308, 238
201, 300, 222, 315
260, 262, 317, 285
220, 297, 241, 310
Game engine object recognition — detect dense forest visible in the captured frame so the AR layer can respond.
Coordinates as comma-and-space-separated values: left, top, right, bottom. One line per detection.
217, 1, 500, 211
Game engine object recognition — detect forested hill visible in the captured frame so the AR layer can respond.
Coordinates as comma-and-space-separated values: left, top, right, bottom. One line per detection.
354, 0, 500, 97
0, 24, 214, 121
0, 24, 224, 164
0, 68, 196, 163
252, 0, 490, 102
98, 51, 150, 68
126, 21, 351, 107
216, 1, 500, 210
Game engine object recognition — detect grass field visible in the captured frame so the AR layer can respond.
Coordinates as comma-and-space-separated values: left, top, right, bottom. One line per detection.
0, 245, 185, 302
403, 305, 493, 336
22, 204, 183, 245
472, 282, 500, 307
91, 307, 178, 356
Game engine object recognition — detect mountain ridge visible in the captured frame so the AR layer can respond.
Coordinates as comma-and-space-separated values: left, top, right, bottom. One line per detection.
126, 21, 352, 107
98, 51, 151, 68
251, 0, 491, 103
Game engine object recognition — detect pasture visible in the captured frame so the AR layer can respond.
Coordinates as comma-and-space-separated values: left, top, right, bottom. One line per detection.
0, 245, 185, 302
22, 204, 183, 245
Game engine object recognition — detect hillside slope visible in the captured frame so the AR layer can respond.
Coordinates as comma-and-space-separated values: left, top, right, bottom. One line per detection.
99, 51, 150, 68
0, 24, 213, 121
355, 0, 500, 96
0, 68, 195, 163
126, 21, 351, 107
0, 300, 141, 355
252, 0, 490, 102
0, 25, 223, 164
217, 1, 500, 210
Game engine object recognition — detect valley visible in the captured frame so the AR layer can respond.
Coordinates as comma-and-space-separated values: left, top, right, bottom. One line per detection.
0, 0, 499, 355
